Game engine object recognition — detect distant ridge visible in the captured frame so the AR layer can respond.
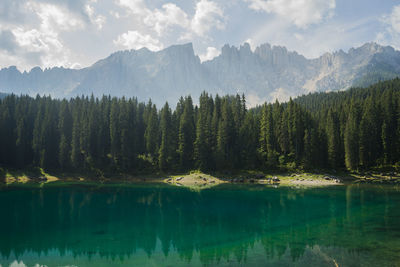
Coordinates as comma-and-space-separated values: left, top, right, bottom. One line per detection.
0, 92, 8, 99
0, 42, 399, 106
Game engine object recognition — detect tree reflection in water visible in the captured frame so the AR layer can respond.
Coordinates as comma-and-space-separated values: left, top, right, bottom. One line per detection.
0, 184, 399, 266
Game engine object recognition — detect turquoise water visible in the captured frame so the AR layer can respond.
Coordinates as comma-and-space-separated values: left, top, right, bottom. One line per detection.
0, 183, 400, 266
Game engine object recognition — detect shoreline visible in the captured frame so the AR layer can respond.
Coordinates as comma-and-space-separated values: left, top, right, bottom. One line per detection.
2, 169, 400, 189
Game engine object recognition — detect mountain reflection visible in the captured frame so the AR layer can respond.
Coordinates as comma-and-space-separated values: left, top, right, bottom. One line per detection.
0, 184, 399, 266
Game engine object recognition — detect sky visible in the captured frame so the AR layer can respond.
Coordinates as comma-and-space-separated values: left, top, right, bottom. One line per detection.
0, 0, 399, 71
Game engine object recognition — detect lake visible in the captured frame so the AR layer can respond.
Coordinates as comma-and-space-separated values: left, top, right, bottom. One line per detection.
0, 183, 399, 266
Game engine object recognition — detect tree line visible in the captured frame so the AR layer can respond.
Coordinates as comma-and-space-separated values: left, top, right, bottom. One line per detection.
0, 78, 399, 174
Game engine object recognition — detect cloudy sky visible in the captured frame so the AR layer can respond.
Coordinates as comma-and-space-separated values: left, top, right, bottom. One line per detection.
0, 0, 399, 71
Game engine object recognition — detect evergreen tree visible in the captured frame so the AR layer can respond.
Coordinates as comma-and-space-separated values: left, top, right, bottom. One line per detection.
216, 99, 235, 169
344, 103, 359, 170
326, 109, 342, 168
277, 111, 290, 156
195, 92, 214, 170
381, 91, 396, 164
240, 111, 259, 168
303, 129, 312, 169
145, 103, 159, 159
178, 96, 195, 170
15, 97, 33, 167
110, 98, 120, 166
358, 98, 378, 168
39, 99, 59, 169
258, 104, 268, 163
119, 98, 134, 170
159, 102, 174, 171
58, 100, 72, 170
71, 98, 83, 169
211, 95, 221, 163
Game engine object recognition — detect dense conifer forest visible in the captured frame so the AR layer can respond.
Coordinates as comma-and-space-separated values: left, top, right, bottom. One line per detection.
0, 78, 399, 175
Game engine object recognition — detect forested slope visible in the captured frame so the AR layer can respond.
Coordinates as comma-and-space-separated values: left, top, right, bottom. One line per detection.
0, 78, 399, 175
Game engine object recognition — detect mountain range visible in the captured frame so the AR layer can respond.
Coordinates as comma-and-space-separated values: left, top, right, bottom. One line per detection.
0, 42, 399, 106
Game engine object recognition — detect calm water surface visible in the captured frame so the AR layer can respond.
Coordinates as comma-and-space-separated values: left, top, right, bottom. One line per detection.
0, 183, 400, 266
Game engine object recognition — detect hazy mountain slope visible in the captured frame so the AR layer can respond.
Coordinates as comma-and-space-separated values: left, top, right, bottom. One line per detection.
204, 43, 317, 102
0, 92, 8, 99
0, 66, 85, 97
0, 42, 399, 106
306, 43, 400, 93
74, 44, 214, 104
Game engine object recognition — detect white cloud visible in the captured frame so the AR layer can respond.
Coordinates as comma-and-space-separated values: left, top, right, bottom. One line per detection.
113, 30, 163, 51
199, 46, 220, 61
110, 10, 121, 19
11, 27, 77, 69
144, 3, 190, 36
115, 0, 148, 15
377, 5, 400, 49
21, 1, 84, 68
191, 0, 225, 37
12, 27, 62, 53
0, 1, 88, 70
27, 1, 84, 33
245, 0, 335, 28
389, 5, 400, 33
116, 0, 224, 40
115, 0, 188, 37
294, 33, 304, 41
85, 4, 106, 30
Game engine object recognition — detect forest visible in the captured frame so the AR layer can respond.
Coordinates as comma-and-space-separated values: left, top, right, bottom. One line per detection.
0, 78, 399, 175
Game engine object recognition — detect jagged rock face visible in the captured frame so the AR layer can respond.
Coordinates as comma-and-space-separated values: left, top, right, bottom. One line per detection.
0, 66, 85, 97
74, 44, 212, 104
0, 42, 399, 106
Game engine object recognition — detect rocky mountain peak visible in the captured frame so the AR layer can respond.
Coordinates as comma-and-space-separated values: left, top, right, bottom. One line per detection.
0, 42, 399, 106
